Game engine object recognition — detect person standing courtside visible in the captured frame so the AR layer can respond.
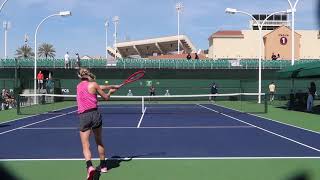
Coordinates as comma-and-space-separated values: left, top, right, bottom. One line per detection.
37, 71, 44, 90
76, 53, 81, 69
307, 82, 316, 112
149, 85, 156, 96
269, 82, 276, 101
64, 52, 70, 69
209, 82, 218, 102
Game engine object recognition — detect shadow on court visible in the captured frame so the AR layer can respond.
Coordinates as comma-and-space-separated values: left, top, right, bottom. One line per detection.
0, 164, 19, 180
286, 171, 311, 180
93, 152, 166, 180
92, 156, 130, 180
0, 124, 10, 128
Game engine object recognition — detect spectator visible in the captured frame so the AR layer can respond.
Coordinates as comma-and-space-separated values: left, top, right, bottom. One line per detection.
186, 53, 192, 60
209, 82, 218, 102
76, 53, 81, 69
1, 89, 6, 110
165, 89, 170, 96
194, 53, 199, 60
269, 82, 276, 101
277, 53, 281, 60
127, 89, 133, 96
149, 85, 156, 96
307, 82, 316, 112
37, 71, 44, 90
271, 53, 277, 60
45, 77, 54, 94
2, 89, 15, 109
64, 52, 70, 69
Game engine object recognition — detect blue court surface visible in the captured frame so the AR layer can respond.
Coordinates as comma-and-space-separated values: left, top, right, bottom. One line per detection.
1, 103, 320, 160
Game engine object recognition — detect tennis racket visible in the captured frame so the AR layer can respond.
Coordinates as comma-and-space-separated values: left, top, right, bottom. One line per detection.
119, 70, 145, 88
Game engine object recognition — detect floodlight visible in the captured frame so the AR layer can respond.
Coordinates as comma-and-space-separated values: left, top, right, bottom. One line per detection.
225, 8, 237, 14
59, 11, 72, 16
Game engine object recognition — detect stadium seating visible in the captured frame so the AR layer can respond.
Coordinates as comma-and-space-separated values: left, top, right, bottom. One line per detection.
1, 58, 319, 69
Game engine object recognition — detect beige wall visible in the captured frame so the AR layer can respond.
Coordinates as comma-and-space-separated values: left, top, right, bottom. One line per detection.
209, 30, 271, 59
209, 29, 320, 60
264, 26, 300, 60
298, 30, 320, 59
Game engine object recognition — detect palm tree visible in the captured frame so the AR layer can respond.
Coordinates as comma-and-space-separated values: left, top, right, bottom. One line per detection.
15, 45, 34, 59
38, 43, 56, 59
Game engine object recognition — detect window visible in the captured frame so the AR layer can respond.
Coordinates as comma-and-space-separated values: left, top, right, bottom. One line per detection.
275, 15, 281, 20
282, 15, 287, 21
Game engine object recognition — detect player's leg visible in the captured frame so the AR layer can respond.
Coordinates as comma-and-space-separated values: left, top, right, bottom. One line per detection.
93, 127, 107, 172
79, 112, 96, 180
92, 111, 108, 173
80, 130, 92, 161
80, 130, 95, 180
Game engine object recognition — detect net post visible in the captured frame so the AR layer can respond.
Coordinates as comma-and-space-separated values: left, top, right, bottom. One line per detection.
142, 96, 145, 113
264, 93, 268, 113
17, 94, 21, 115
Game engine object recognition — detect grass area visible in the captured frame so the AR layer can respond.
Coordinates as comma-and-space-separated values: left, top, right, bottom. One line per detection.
0, 108, 27, 123
0, 101, 76, 124
1, 159, 320, 180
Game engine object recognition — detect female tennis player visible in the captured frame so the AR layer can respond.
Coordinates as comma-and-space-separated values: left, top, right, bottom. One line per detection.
76, 68, 119, 180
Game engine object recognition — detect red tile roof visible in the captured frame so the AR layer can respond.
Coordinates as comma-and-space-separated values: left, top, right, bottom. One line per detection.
209, 30, 244, 39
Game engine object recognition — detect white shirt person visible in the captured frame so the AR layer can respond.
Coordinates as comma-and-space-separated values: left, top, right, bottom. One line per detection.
64, 52, 70, 69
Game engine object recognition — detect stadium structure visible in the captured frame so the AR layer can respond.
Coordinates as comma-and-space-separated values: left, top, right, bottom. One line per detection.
209, 13, 320, 60
107, 35, 197, 59
103, 13, 319, 61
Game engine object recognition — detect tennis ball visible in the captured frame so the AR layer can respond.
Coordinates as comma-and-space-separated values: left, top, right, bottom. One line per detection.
105, 81, 109, 84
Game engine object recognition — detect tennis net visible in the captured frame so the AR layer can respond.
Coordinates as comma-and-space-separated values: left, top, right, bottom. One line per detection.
17, 93, 267, 115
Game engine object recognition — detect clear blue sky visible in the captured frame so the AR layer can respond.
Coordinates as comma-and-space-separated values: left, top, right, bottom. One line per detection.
0, 0, 318, 58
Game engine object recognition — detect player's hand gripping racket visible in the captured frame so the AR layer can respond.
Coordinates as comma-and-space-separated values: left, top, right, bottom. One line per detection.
118, 70, 145, 88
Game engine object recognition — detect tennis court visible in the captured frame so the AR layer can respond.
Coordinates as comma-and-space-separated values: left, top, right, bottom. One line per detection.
1, 93, 320, 179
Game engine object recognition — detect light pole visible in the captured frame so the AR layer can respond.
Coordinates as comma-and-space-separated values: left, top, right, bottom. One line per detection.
105, 19, 109, 61
0, 0, 9, 13
287, 0, 299, 65
3, 20, 10, 59
33, 11, 71, 103
176, 2, 183, 55
225, 8, 291, 103
113, 16, 120, 59
1, 0, 10, 59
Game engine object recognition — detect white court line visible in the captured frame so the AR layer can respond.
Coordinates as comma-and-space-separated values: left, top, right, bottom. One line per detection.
137, 107, 147, 128
21, 126, 254, 130
197, 104, 320, 153
1, 156, 320, 161
0, 110, 77, 135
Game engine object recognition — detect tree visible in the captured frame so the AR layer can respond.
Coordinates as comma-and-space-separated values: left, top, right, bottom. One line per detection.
38, 43, 56, 59
15, 45, 34, 59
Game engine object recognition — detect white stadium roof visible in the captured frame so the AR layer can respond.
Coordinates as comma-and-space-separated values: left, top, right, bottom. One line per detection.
107, 35, 197, 58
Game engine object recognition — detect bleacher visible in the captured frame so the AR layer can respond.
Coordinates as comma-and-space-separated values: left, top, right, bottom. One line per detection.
0, 58, 319, 69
